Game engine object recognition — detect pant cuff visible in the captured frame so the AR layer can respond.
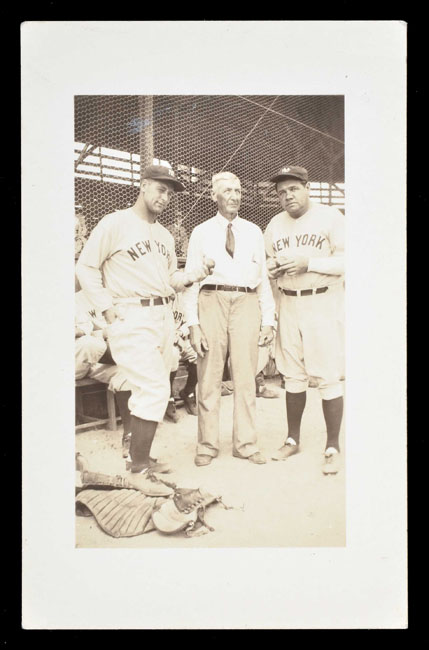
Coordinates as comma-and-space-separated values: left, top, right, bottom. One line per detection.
319, 383, 344, 400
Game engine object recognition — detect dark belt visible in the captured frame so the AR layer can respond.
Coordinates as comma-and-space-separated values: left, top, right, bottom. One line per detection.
202, 284, 256, 293
280, 286, 329, 296
140, 296, 173, 307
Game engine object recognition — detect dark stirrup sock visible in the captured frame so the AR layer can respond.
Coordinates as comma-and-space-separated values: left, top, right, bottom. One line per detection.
322, 396, 344, 452
183, 362, 197, 395
129, 416, 158, 467
169, 371, 177, 397
285, 391, 307, 444
115, 390, 132, 437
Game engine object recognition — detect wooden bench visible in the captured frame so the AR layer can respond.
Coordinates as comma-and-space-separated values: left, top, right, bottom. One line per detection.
75, 377, 120, 432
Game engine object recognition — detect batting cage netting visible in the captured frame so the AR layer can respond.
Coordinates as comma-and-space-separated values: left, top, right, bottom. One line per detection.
74, 95, 344, 257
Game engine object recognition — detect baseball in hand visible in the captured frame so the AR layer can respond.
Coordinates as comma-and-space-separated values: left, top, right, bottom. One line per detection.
205, 257, 215, 274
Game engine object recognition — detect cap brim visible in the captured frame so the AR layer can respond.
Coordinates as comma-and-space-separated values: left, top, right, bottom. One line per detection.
270, 173, 307, 184
150, 175, 186, 192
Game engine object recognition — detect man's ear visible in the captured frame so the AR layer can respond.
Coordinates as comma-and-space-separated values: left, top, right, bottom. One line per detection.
211, 189, 218, 203
305, 182, 311, 191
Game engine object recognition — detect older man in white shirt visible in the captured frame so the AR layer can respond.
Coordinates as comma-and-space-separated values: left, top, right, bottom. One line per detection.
183, 172, 276, 466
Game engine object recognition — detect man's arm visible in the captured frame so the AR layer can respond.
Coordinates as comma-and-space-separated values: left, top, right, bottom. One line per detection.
75, 219, 116, 314
256, 232, 276, 346
307, 209, 345, 275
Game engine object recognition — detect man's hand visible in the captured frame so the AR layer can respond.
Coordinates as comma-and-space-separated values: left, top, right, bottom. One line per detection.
266, 257, 289, 279
103, 307, 118, 324
184, 256, 216, 286
258, 325, 274, 347
189, 325, 210, 358
278, 255, 309, 276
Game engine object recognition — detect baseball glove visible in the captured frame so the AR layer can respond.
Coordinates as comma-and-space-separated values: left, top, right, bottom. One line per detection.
152, 487, 221, 537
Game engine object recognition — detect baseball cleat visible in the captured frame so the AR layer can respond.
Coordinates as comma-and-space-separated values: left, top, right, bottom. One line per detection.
125, 456, 172, 474
272, 443, 300, 461
322, 452, 341, 475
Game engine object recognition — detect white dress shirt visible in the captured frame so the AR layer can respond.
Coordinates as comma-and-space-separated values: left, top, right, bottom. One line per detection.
183, 212, 276, 327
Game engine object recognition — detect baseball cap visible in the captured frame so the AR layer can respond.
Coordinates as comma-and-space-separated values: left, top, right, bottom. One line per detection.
141, 164, 186, 192
270, 165, 309, 184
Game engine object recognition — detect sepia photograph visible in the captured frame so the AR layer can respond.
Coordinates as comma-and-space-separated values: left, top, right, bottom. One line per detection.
22, 21, 407, 629
73, 94, 346, 548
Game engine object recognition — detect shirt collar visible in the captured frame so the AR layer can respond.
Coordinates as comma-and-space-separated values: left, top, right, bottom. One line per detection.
215, 211, 240, 228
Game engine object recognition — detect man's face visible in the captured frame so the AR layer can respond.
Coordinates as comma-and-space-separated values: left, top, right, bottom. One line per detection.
212, 178, 241, 219
141, 179, 175, 215
276, 178, 310, 218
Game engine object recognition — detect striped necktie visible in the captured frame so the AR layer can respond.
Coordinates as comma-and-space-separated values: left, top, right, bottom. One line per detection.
225, 222, 235, 258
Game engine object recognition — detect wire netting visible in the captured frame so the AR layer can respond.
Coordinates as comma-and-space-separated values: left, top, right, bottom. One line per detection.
74, 95, 344, 256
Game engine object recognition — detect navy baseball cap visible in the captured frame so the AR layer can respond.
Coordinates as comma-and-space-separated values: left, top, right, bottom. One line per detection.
270, 165, 309, 184
141, 165, 186, 192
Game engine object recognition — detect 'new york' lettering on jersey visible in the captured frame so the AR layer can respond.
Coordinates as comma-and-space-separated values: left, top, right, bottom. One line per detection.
78, 208, 177, 301
264, 201, 345, 291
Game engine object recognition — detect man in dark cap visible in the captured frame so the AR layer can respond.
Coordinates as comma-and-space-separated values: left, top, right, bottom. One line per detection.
76, 165, 214, 474
264, 166, 345, 474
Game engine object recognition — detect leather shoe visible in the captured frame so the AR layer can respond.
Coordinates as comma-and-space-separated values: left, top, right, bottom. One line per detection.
233, 451, 267, 464
194, 454, 213, 467
179, 389, 198, 416
272, 444, 300, 461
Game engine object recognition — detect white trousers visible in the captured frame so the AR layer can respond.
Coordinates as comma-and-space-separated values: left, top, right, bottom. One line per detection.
276, 285, 344, 400
106, 302, 175, 422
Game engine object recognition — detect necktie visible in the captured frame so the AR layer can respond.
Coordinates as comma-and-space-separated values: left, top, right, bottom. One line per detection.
225, 223, 235, 258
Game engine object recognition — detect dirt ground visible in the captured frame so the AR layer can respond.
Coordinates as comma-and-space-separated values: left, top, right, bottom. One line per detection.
75, 376, 345, 549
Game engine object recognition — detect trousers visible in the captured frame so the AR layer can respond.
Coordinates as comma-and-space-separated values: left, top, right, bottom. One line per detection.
106, 302, 175, 422
276, 284, 344, 399
196, 289, 261, 457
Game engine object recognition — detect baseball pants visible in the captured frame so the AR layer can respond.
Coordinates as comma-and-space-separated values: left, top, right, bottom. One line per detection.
106, 301, 175, 423
276, 284, 344, 400
197, 289, 261, 458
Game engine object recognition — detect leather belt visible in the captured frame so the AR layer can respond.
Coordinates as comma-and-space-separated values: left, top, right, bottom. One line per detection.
280, 286, 329, 296
140, 296, 173, 306
202, 284, 256, 293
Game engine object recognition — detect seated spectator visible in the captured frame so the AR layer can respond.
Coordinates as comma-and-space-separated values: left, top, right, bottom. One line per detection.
75, 286, 133, 457
165, 292, 198, 422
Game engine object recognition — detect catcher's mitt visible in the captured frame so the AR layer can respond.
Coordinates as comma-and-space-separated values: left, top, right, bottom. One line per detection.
152, 487, 221, 537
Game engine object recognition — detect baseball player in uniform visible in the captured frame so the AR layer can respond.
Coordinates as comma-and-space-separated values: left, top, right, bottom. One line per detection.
165, 292, 199, 422
264, 166, 345, 474
76, 165, 214, 474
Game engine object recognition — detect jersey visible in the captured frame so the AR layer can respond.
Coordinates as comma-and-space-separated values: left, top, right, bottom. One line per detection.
76, 208, 179, 313
264, 201, 344, 291
75, 290, 106, 333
